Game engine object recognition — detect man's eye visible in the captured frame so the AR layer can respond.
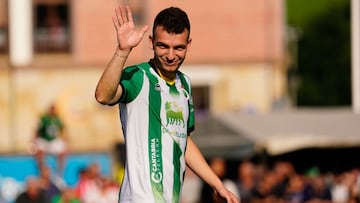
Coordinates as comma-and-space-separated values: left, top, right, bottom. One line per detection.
157, 44, 167, 49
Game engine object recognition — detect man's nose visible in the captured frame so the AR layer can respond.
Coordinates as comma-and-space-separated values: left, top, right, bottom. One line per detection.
166, 49, 175, 60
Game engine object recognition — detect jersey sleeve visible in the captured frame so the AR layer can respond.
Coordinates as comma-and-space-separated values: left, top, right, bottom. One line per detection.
119, 66, 144, 103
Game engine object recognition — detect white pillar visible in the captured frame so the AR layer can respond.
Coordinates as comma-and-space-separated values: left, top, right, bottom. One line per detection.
9, 0, 33, 67
352, 0, 360, 114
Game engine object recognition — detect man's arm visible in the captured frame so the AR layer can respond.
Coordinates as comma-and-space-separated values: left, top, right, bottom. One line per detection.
95, 48, 130, 105
95, 5, 149, 105
185, 136, 239, 203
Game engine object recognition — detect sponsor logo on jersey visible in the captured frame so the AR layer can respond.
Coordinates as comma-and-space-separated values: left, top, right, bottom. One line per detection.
165, 101, 185, 127
150, 138, 163, 183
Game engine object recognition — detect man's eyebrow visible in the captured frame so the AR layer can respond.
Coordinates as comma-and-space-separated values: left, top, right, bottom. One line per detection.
155, 42, 186, 49
174, 45, 186, 49
155, 42, 169, 47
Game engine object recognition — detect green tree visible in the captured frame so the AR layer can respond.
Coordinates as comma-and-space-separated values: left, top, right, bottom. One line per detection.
295, 1, 351, 106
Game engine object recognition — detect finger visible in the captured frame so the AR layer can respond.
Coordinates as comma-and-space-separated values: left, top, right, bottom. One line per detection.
229, 194, 238, 203
112, 16, 120, 30
115, 6, 124, 25
126, 5, 133, 24
120, 6, 128, 23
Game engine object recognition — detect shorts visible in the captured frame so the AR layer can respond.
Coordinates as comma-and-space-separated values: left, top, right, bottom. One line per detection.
34, 137, 67, 154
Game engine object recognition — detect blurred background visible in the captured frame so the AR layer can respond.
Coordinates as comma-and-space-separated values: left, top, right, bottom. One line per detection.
0, 0, 359, 202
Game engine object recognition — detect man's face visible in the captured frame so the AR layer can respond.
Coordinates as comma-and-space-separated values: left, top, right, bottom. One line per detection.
150, 26, 191, 75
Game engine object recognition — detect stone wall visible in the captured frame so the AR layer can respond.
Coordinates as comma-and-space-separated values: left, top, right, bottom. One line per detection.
0, 65, 123, 154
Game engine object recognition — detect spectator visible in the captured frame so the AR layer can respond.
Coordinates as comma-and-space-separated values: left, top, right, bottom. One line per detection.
307, 174, 332, 201
38, 164, 62, 202
74, 162, 103, 203
271, 161, 294, 198
252, 171, 279, 202
74, 167, 88, 199
331, 173, 350, 203
52, 187, 81, 203
236, 161, 257, 203
284, 174, 306, 203
15, 177, 47, 203
91, 177, 119, 203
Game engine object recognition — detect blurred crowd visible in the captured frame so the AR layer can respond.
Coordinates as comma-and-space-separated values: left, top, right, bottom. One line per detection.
13, 162, 119, 203
182, 158, 360, 203
5, 154, 360, 203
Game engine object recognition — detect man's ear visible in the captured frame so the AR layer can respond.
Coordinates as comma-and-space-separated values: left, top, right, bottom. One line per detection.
187, 38, 192, 49
149, 35, 154, 50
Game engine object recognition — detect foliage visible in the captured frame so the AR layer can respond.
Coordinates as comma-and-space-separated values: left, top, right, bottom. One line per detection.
290, 1, 351, 106
286, 0, 347, 28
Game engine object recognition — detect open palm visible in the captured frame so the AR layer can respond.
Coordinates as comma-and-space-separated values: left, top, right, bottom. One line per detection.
112, 6, 149, 50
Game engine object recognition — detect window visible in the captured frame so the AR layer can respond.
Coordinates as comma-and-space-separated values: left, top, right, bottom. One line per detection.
192, 86, 210, 120
34, 1, 70, 53
0, 0, 8, 53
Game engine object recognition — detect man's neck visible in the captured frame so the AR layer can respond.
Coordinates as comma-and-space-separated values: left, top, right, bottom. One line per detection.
149, 59, 176, 85
157, 69, 176, 85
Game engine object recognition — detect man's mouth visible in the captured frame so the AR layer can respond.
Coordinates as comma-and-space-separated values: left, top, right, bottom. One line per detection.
165, 62, 177, 66
163, 60, 177, 67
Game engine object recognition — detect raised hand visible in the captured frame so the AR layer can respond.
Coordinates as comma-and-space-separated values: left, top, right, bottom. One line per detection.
112, 5, 149, 51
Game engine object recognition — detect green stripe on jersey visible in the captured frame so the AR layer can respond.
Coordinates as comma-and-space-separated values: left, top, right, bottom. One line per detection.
141, 63, 166, 203
137, 63, 192, 202
172, 141, 182, 203
178, 73, 195, 133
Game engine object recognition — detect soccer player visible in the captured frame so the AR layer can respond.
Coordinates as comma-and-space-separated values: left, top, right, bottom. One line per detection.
95, 5, 239, 203
33, 104, 67, 176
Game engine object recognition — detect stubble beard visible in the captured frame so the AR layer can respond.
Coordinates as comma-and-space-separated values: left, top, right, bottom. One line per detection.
153, 55, 184, 78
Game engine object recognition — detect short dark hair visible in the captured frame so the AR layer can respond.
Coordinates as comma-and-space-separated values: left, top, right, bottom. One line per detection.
152, 7, 190, 38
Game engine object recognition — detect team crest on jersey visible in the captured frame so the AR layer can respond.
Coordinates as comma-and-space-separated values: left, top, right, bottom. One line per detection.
165, 101, 185, 127
154, 83, 162, 91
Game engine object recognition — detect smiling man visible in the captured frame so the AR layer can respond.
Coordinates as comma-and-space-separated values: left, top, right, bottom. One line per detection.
95, 5, 239, 203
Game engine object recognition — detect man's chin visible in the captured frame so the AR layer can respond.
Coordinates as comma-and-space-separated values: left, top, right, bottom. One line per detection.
163, 64, 180, 72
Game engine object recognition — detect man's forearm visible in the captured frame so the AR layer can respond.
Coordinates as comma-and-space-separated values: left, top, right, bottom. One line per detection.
185, 137, 224, 190
95, 48, 130, 105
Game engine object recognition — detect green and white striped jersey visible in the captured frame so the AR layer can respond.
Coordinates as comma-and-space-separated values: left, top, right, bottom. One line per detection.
118, 62, 195, 203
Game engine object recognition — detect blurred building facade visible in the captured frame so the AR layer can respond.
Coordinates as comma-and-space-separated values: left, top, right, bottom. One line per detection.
0, 0, 286, 153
